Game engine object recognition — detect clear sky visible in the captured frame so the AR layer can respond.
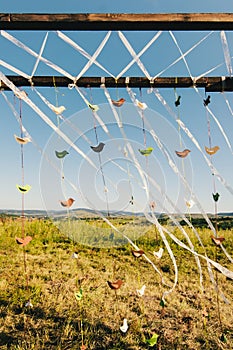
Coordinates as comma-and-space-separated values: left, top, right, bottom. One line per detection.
0, 1, 233, 216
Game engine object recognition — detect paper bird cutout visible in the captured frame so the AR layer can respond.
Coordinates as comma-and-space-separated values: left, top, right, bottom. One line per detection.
139, 147, 153, 156
111, 98, 125, 107
55, 150, 69, 159
107, 280, 123, 290
145, 333, 159, 347
150, 201, 156, 210
175, 149, 191, 158
175, 95, 181, 107
14, 134, 31, 145
74, 288, 83, 301
185, 199, 195, 208
51, 105, 66, 115
90, 142, 105, 153
136, 99, 147, 110
129, 196, 134, 205
153, 247, 164, 259
72, 252, 79, 259
212, 192, 220, 202
203, 95, 211, 106
211, 236, 225, 245
205, 146, 220, 155
16, 184, 31, 193
120, 318, 128, 333
136, 285, 146, 297
132, 249, 144, 258
60, 198, 75, 208
88, 103, 99, 112
16, 236, 32, 246
25, 300, 33, 308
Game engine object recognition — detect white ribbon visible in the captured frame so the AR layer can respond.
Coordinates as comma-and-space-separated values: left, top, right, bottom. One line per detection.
220, 31, 233, 77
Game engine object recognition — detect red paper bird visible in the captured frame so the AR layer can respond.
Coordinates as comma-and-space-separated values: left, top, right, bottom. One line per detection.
16, 236, 32, 246
211, 236, 225, 245
175, 149, 191, 158
111, 98, 126, 107
59, 198, 75, 208
132, 249, 144, 258
107, 280, 123, 290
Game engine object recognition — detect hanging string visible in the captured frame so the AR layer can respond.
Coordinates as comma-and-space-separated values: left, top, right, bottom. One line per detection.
89, 86, 110, 216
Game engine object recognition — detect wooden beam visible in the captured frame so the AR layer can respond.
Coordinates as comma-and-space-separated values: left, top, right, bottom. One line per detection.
1, 13, 233, 31
1, 76, 233, 92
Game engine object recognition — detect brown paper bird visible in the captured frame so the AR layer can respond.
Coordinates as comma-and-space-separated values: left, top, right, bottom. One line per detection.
14, 134, 31, 145
16, 236, 32, 246
175, 149, 191, 158
111, 98, 125, 107
59, 198, 75, 208
132, 249, 144, 258
90, 142, 105, 153
205, 146, 220, 155
107, 279, 123, 290
211, 236, 225, 245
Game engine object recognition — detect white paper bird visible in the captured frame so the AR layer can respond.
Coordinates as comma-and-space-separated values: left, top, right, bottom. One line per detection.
72, 252, 78, 259
136, 285, 146, 297
25, 300, 33, 308
185, 199, 195, 208
136, 99, 147, 110
120, 318, 128, 333
51, 105, 66, 115
153, 247, 164, 260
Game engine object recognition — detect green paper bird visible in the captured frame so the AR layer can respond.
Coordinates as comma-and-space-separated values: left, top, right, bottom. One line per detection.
55, 150, 69, 159
145, 333, 159, 347
74, 288, 83, 301
139, 147, 153, 156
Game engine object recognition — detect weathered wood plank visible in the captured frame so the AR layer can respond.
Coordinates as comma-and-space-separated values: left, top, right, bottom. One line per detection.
1, 76, 233, 92
0, 13, 233, 31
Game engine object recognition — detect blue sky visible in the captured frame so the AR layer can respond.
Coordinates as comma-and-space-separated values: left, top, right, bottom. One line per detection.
0, 1, 233, 215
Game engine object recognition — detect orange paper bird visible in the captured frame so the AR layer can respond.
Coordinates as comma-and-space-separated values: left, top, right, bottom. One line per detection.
59, 198, 75, 208
14, 134, 31, 145
111, 98, 125, 107
211, 236, 225, 245
107, 279, 123, 290
175, 149, 191, 158
132, 249, 144, 258
205, 146, 220, 155
16, 236, 32, 246
136, 99, 147, 110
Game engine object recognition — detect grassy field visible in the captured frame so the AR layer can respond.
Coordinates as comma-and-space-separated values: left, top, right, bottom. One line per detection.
0, 216, 233, 349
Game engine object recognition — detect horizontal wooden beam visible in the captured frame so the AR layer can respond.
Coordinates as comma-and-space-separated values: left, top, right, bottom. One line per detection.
1, 13, 233, 31
1, 76, 233, 92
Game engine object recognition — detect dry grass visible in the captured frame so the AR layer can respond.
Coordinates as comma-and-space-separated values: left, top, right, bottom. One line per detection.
0, 217, 233, 349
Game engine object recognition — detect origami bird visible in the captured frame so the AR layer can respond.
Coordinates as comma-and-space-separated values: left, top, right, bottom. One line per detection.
132, 249, 144, 258
59, 198, 75, 208
14, 134, 31, 145
139, 147, 153, 156
145, 333, 159, 347
16, 184, 31, 193
88, 103, 99, 112
175, 149, 191, 158
185, 199, 195, 208
120, 318, 128, 333
72, 252, 79, 259
51, 105, 66, 115
90, 142, 105, 153
16, 236, 32, 246
203, 95, 211, 106
205, 146, 220, 155
175, 95, 181, 107
55, 150, 69, 159
211, 236, 225, 245
153, 247, 164, 259
212, 192, 220, 202
136, 285, 146, 297
129, 196, 134, 205
107, 279, 123, 290
150, 201, 156, 210
136, 99, 147, 110
111, 98, 125, 107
